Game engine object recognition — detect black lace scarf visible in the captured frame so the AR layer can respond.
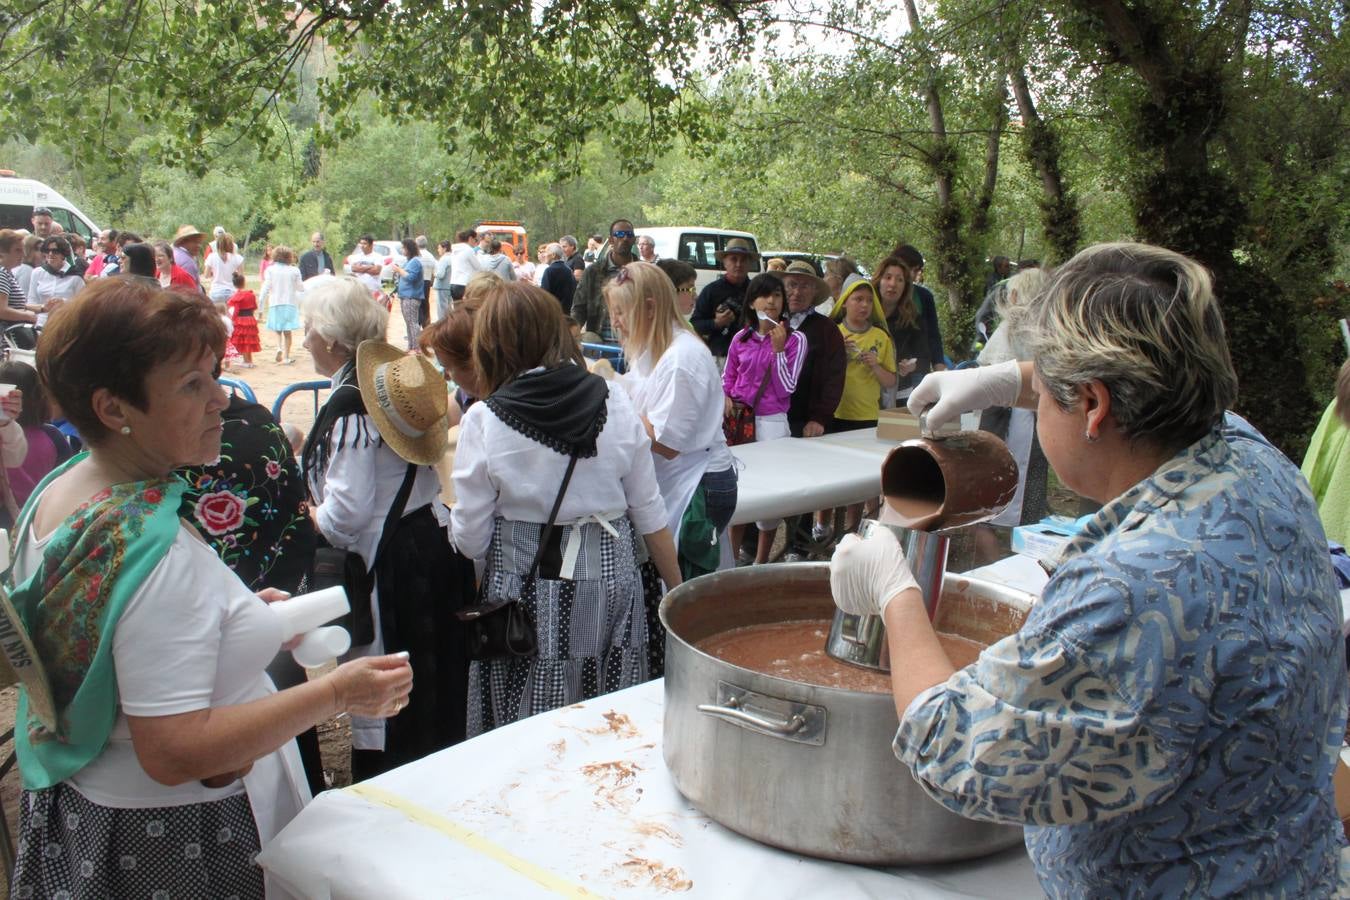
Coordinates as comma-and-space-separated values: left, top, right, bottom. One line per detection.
484, 364, 609, 458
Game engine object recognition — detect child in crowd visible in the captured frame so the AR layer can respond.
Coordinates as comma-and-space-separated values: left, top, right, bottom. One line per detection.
260, 245, 303, 364
226, 270, 260, 367
657, 258, 698, 320
826, 274, 898, 534
0, 361, 72, 525
722, 273, 805, 564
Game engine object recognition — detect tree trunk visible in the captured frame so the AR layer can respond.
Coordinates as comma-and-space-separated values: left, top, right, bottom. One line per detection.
970, 78, 1007, 237
1008, 63, 1080, 262
901, 0, 977, 316
1068, 0, 1317, 455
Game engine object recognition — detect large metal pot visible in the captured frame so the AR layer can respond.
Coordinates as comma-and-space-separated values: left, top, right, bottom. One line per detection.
661, 562, 1032, 866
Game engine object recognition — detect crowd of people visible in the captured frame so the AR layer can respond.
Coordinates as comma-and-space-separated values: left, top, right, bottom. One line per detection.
0, 199, 1344, 898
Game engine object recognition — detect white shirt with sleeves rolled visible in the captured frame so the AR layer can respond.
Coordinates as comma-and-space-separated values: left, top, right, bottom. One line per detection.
450, 380, 668, 562
620, 328, 734, 541
12, 523, 306, 840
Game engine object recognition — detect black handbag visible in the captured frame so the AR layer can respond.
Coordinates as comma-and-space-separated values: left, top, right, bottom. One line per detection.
309, 463, 416, 646
457, 453, 579, 661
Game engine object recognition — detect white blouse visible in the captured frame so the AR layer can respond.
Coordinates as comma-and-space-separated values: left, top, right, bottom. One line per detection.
625, 328, 734, 472
306, 411, 445, 568
14, 524, 305, 840
450, 381, 668, 561
259, 262, 303, 309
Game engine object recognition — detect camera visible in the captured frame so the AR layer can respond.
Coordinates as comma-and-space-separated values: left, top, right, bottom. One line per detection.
717, 298, 743, 316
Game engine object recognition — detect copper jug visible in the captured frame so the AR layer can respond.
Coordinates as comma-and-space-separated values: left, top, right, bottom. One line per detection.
825, 430, 1019, 674
879, 430, 1019, 532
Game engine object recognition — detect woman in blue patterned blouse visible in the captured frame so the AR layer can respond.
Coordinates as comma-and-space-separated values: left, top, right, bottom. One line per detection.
831, 242, 1347, 897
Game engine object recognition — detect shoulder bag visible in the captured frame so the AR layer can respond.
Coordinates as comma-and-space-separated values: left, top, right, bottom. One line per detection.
456, 452, 579, 661
723, 364, 774, 447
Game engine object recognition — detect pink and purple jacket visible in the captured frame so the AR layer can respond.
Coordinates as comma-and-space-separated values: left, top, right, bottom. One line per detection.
722, 327, 806, 416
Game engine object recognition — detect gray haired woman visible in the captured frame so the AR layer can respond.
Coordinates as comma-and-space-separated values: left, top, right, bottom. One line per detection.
300, 275, 474, 780
831, 243, 1345, 896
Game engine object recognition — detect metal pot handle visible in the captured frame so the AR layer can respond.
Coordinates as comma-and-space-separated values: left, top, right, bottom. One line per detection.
698, 702, 806, 736
696, 683, 826, 746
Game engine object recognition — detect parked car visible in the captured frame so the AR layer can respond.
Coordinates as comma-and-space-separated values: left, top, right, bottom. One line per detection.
0, 171, 100, 241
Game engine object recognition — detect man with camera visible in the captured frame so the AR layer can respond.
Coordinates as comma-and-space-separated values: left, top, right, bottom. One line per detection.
691, 238, 756, 363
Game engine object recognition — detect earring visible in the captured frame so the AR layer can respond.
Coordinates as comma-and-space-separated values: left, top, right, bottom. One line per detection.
120, 425, 132, 436
1084, 430, 1098, 443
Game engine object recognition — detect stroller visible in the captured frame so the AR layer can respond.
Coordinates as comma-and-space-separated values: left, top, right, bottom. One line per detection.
3, 324, 38, 368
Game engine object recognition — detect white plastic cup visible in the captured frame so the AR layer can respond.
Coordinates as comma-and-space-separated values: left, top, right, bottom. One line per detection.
271, 586, 349, 641
291, 625, 352, 668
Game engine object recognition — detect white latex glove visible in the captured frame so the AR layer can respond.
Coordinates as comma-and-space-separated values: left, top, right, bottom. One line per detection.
829, 527, 921, 618
906, 359, 1023, 431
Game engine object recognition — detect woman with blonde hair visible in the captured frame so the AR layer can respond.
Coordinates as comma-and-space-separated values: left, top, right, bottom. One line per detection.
832, 242, 1344, 897
451, 281, 681, 733
606, 261, 737, 665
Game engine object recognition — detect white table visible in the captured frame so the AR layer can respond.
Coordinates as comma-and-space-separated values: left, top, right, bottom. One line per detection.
259, 680, 1040, 899
729, 429, 900, 526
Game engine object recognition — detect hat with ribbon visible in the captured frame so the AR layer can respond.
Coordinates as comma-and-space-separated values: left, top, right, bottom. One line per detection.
774, 259, 831, 304
356, 340, 450, 465
715, 237, 759, 264
171, 224, 206, 246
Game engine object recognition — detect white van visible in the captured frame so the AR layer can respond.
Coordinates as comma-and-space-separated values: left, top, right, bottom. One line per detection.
636, 227, 762, 293
0, 172, 101, 241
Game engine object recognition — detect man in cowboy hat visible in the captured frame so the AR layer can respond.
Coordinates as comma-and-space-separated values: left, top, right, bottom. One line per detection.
691, 237, 756, 360
171, 224, 206, 287
777, 259, 848, 562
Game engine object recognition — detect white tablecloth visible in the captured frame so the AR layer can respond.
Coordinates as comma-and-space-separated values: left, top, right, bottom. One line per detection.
729, 429, 899, 526
259, 680, 1041, 898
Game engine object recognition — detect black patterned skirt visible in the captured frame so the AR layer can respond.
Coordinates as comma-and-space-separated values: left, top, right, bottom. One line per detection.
468, 515, 649, 736
11, 782, 263, 899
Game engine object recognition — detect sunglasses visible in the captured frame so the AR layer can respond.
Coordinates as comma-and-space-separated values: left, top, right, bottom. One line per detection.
43, 248, 64, 255
611, 230, 635, 240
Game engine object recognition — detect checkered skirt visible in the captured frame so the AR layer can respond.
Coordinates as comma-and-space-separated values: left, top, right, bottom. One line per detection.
467, 515, 649, 736
10, 782, 263, 899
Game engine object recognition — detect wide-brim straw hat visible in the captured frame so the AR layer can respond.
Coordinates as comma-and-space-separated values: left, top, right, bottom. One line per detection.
172, 224, 206, 246
715, 237, 759, 264
356, 340, 450, 465
0, 583, 58, 730
773, 259, 831, 304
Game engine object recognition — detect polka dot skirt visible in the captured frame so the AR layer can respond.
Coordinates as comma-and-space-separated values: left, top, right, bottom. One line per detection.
11, 783, 264, 899
468, 515, 650, 736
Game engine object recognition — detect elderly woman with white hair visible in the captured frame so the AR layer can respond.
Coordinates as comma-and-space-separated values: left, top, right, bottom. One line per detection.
830, 243, 1346, 896
300, 275, 473, 780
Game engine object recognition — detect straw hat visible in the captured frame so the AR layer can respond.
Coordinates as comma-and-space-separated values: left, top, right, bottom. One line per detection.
172, 224, 206, 246
715, 237, 759, 264
356, 340, 449, 465
0, 584, 57, 731
775, 259, 831, 304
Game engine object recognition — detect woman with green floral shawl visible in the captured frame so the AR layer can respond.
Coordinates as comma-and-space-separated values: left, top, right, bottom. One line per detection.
6, 279, 414, 899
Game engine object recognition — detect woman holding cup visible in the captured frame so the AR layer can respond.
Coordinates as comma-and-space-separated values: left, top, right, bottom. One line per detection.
830, 243, 1345, 896
6, 279, 411, 898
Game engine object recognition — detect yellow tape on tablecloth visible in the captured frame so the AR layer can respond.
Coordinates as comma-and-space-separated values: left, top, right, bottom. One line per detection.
346, 782, 599, 897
